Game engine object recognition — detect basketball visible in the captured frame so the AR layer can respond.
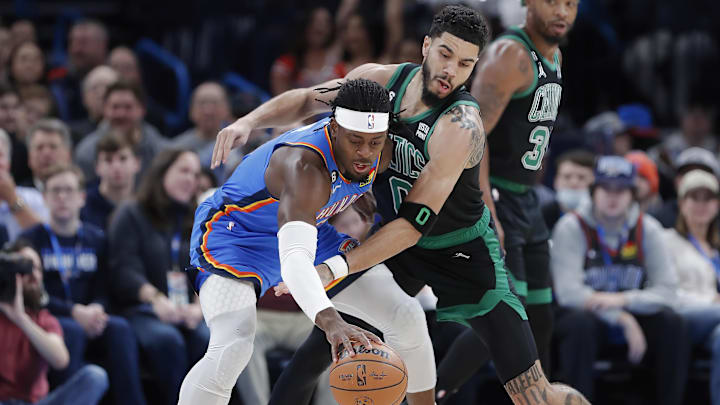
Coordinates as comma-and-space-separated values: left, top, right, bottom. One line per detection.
329, 342, 408, 405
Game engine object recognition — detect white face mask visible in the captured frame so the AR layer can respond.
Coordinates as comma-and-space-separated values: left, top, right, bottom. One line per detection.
556, 188, 590, 211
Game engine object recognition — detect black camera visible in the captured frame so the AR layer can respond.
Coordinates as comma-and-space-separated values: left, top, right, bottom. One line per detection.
0, 252, 34, 303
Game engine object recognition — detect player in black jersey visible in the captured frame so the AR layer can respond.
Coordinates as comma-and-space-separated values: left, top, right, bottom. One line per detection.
434, 0, 579, 401
213, 5, 589, 405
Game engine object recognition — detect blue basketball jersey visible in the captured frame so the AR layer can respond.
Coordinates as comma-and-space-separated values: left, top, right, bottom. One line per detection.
189, 118, 380, 296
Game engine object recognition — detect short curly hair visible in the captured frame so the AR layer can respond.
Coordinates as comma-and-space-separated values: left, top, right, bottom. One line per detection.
429, 5, 490, 52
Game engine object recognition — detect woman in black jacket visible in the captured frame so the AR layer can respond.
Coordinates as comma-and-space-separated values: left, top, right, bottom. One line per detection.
108, 148, 208, 405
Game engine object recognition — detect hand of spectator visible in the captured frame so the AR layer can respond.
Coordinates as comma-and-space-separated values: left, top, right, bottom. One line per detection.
182, 302, 204, 330
152, 294, 182, 324
0, 171, 18, 203
584, 292, 627, 311
617, 311, 647, 364
86, 303, 108, 336
0, 275, 26, 324
212, 118, 254, 168
72, 304, 107, 338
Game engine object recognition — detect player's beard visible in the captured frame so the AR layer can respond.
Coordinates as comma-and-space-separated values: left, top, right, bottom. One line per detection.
421, 59, 445, 107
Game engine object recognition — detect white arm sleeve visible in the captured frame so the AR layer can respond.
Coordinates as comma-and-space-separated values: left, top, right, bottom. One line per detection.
278, 221, 334, 323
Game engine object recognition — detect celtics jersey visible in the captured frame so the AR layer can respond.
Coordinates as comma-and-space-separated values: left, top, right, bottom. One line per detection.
374, 63, 485, 237
489, 27, 563, 187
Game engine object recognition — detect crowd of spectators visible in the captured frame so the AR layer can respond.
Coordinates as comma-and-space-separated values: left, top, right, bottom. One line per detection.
0, 1, 718, 404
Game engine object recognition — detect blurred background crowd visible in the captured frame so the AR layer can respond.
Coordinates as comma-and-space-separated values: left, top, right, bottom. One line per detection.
0, 0, 719, 404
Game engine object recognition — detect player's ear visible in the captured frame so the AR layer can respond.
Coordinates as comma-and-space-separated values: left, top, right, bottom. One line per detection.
330, 118, 339, 136
422, 36, 431, 58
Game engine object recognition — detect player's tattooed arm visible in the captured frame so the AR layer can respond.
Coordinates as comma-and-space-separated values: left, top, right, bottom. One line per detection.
448, 104, 486, 167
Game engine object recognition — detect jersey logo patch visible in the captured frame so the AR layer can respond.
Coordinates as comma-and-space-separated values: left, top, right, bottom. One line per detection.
537, 62, 546, 79
227, 221, 235, 231
338, 238, 359, 253
452, 252, 471, 260
389, 91, 396, 102
416, 122, 430, 141
331, 184, 341, 194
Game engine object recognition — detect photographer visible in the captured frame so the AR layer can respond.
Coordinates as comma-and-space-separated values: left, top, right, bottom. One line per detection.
0, 240, 107, 405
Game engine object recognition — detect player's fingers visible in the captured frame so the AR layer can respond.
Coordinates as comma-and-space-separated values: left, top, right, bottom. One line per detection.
330, 339, 339, 363
221, 130, 237, 164
342, 335, 355, 358
211, 131, 224, 169
355, 331, 372, 350
366, 330, 383, 345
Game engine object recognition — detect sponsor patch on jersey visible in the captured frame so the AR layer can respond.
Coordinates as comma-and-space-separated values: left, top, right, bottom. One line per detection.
338, 238, 359, 253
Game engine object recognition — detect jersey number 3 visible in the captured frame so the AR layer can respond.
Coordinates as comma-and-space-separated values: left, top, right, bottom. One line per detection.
521, 126, 550, 171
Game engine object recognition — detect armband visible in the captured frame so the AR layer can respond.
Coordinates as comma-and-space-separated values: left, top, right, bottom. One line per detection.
397, 202, 438, 236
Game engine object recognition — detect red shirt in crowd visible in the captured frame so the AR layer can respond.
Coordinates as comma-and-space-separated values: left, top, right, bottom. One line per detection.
0, 309, 63, 403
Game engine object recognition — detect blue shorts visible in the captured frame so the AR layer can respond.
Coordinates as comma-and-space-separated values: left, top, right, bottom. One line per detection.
189, 202, 360, 297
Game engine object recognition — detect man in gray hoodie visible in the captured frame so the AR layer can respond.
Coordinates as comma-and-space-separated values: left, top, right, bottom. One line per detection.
550, 155, 690, 404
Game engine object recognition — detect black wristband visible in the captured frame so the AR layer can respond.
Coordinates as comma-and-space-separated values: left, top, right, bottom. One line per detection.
397, 201, 438, 236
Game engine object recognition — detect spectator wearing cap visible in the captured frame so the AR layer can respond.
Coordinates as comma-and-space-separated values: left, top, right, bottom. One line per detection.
664, 169, 720, 405
649, 147, 720, 228
74, 81, 168, 183
551, 155, 689, 403
626, 150, 662, 213
542, 149, 595, 229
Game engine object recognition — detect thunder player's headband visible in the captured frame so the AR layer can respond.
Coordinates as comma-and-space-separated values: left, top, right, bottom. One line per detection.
334, 106, 389, 133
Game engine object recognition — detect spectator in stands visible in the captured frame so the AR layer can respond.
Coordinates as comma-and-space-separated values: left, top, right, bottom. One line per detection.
107, 46, 166, 133
0, 26, 11, 83
9, 41, 45, 95
626, 150, 662, 212
108, 149, 208, 405
80, 131, 139, 231
172, 82, 230, 151
542, 149, 595, 229
650, 147, 720, 228
20, 85, 55, 128
334, 0, 402, 76
664, 169, 720, 405
75, 81, 168, 182
0, 128, 47, 241
20, 164, 146, 405
0, 85, 31, 183
49, 20, 109, 122
649, 95, 718, 186
9, 20, 36, 47
171, 82, 231, 164
551, 155, 689, 404
70, 65, 118, 143
395, 36, 423, 64
26, 119, 73, 191
270, 7, 340, 95
195, 166, 217, 202
0, 239, 108, 405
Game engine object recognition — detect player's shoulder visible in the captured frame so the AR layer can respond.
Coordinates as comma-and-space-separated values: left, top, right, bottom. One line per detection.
485, 37, 531, 64
347, 63, 404, 87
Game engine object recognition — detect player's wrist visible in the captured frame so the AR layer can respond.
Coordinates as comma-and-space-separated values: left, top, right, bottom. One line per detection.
314, 307, 342, 330
323, 254, 349, 279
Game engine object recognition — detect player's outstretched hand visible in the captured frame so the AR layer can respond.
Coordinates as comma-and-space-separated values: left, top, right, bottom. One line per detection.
211, 118, 253, 168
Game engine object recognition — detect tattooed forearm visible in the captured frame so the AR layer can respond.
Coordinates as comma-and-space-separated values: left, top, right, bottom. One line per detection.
448, 104, 486, 167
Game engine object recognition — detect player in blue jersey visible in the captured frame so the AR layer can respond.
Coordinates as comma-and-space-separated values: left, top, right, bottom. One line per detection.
177, 79, 437, 405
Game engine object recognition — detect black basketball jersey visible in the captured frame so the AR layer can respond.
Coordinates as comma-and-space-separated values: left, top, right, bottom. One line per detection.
489, 27, 563, 187
374, 63, 485, 237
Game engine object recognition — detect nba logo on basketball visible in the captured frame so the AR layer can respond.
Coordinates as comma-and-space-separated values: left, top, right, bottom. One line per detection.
367, 114, 375, 129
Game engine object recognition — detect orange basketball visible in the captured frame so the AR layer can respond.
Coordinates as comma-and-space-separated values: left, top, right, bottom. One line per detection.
329, 342, 408, 405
